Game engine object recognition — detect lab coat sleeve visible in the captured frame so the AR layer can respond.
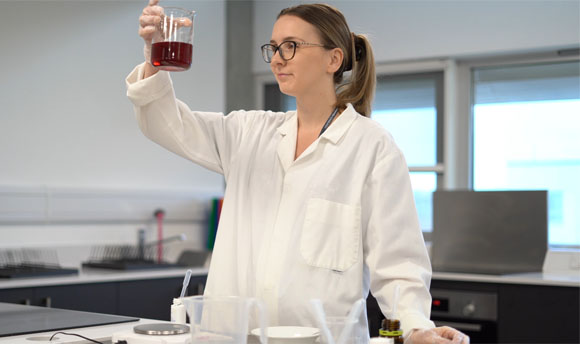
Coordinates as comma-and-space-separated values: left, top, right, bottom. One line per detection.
125, 63, 244, 176
363, 146, 436, 336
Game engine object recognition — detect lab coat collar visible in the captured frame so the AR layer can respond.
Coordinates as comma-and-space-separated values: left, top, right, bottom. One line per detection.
276, 112, 298, 171
319, 103, 358, 144
275, 103, 358, 144
276, 111, 297, 137
275, 104, 359, 171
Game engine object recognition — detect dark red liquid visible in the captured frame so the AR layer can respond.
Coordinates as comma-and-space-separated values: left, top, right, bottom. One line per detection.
151, 42, 192, 71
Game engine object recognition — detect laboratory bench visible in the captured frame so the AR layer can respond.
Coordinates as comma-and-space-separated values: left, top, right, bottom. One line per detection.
1, 268, 578, 343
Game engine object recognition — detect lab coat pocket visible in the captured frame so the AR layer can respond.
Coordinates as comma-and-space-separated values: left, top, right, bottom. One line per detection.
300, 198, 361, 272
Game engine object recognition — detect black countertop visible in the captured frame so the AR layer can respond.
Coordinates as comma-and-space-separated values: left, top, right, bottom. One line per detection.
0, 302, 138, 338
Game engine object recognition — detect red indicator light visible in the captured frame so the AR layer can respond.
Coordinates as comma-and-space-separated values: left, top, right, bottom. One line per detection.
433, 300, 441, 306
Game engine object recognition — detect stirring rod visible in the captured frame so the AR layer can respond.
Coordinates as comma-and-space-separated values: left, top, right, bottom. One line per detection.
337, 298, 365, 344
310, 299, 335, 344
391, 285, 400, 319
179, 269, 193, 298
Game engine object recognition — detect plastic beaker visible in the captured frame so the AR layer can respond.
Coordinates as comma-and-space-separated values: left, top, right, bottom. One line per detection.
151, 7, 196, 71
182, 295, 268, 343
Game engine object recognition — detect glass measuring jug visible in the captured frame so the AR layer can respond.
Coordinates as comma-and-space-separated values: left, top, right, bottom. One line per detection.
182, 295, 268, 343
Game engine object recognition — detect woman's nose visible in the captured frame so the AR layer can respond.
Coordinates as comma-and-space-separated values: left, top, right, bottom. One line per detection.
270, 49, 285, 65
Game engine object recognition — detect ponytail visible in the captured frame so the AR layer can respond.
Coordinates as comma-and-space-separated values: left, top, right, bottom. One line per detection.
335, 33, 375, 117
278, 4, 376, 116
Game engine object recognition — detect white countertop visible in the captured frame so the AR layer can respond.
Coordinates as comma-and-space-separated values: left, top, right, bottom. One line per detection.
1, 266, 578, 290
0, 317, 159, 344
0, 267, 209, 290
432, 270, 580, 287
0, 318, 262, 344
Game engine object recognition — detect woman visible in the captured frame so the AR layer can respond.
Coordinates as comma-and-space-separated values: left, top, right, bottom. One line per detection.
127, 1, 468, 343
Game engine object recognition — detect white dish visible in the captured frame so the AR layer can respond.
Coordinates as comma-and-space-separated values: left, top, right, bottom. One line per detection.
251, 326, 320, 344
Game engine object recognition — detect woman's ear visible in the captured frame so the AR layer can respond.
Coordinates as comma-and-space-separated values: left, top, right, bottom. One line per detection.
327, 47, 344, 74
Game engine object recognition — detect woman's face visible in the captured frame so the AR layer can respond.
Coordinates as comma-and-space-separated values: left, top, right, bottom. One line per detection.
269, 15, 335, 99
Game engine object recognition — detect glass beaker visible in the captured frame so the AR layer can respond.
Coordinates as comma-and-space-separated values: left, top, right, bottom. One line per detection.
323, 316, 359, 344
182, 295, 268, 344
310, 298, 366, 344
151, 7, 196, 71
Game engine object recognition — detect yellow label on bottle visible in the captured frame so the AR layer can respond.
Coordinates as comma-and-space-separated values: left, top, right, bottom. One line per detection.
379, 329, 403, 337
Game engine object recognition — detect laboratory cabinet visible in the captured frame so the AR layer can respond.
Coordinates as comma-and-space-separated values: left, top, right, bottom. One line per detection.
498, 283, 579, 343
0, 275, 207, 321
117, 276, 206, 320
0, 288, 34, 306
36, 283, 118, 314
368, 276, 578, 343
429, 279, 579, 343
0, 283, 117, 313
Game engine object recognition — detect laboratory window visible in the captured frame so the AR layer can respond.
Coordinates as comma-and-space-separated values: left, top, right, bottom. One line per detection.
472, 60, 580, 247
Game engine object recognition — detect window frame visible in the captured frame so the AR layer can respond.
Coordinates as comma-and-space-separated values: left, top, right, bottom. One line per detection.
254, 52, 580, 248
373, 71, 445, 238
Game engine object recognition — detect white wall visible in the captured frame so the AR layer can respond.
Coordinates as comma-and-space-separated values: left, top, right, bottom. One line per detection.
253, 0, 580, 73
0, 0, 225, 192
0, 1, 227, 258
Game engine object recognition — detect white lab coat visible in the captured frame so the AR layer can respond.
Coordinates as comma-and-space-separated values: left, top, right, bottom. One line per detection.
126, 63, 435, 340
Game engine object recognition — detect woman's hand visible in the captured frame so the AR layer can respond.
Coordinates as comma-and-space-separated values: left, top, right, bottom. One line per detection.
138, 0, 163, 76
406, 326, 470, 344
139, 0, 163, 48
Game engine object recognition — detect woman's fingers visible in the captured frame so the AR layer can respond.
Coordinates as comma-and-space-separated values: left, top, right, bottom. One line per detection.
144, 13, 192, 28
173, 17, 193, 27
139, 3, 164, 41
433, 326, 470, 344
139, 1, 192, 43
139, 14, 161, 27
139, 25, 155, 37
461, 333, 470, 344
142, 5, 163, 17
407, 327, 470, 344
434, 326, 457, 339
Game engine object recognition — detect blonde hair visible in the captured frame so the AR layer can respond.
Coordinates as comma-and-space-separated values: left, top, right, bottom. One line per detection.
278, 3, 376, 117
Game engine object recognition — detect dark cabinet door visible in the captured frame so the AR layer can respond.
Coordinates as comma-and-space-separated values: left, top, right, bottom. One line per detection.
117, 276, 207, 320
35, 283, 118, 314
118, 278, 184, 320
0, 287, 35, 305
498, 284, 579, 343
0, 274, 208, 319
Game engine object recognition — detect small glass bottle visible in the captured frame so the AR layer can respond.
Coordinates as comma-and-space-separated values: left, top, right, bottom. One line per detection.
170, 298, 186, 324
379, 318, 404, 344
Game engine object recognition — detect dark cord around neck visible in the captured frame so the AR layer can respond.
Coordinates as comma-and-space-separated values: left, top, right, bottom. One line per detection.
319, 107, 339, 137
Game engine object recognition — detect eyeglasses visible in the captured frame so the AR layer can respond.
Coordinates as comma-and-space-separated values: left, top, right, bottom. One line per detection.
261, 40, 330, 63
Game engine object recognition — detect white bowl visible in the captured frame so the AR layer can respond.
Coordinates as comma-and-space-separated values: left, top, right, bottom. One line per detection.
251, 326, 320, 344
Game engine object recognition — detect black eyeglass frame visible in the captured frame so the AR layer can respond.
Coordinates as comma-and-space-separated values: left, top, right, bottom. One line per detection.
260, 40, 332, 63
